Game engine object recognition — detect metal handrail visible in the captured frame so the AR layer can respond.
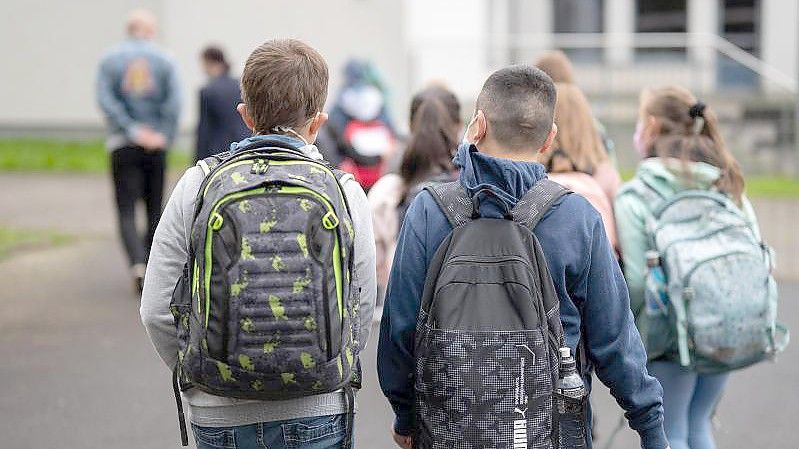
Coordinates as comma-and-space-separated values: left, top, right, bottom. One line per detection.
417, 32, 796, 93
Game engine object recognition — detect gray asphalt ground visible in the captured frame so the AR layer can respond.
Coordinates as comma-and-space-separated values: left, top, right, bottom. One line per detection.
0, 172, 796, 448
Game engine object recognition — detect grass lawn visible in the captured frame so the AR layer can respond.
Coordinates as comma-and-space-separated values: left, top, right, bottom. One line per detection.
620, 168, 799, 199
0, 226, 73, 260
2, 139, 799, 198
745, 176, 799, 199
0, 139, 191, 173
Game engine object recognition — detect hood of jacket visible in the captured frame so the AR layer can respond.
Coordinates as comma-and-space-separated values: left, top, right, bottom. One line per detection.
229, 134, 324, 161
633, 157, 722, 198
453, 143, 547, 219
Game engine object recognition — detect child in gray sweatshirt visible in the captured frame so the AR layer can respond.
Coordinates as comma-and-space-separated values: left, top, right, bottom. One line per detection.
140, 39, 376, 449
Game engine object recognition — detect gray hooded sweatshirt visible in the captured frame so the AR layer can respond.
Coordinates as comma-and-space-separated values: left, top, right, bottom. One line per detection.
140, 140, 377, 427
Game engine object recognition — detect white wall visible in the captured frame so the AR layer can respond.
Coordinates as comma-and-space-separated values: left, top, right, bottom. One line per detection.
406, 0, 488, 107
0, 0, 162, 128
761, 0, 799, 90
0, 0, 407, 136
163, 0, 408, 133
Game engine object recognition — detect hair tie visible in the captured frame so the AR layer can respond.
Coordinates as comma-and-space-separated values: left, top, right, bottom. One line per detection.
689, 101, 706, 134
689, 102, 706, 119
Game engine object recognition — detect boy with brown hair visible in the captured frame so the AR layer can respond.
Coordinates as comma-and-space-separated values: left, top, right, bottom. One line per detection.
141, 39, 377, 449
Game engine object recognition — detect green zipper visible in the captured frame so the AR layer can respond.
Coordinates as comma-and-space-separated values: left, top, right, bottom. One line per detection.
202, 160, 255, 197
202, 185, 344, 328
192, 259, 200, 312
279, 186, 344, 319
203, 187, 266, 327
201, 156, 345, 200
268, 159, 347, 204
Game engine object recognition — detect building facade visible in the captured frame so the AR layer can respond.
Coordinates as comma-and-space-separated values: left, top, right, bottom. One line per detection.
0, 0, 408, 139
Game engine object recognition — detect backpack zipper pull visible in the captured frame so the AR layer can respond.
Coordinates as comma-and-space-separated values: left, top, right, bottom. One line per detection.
250, 159, 268, 175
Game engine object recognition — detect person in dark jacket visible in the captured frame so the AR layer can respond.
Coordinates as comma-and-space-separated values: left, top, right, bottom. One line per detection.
195, 46, 251, 161
377, 66, 668, 449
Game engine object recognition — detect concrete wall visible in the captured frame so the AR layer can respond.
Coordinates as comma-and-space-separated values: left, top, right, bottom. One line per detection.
405, 0, 488, 107
0, 0, 163, 129
162, 0, 408, 135
761, 0, 799, 90
0, 0, 408, 137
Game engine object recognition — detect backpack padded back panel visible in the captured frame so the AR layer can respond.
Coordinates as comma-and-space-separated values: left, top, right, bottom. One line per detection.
414, 181, 567, 449
171, 144, 359, 400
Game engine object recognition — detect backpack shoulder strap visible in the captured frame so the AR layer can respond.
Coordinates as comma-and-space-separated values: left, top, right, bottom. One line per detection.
619, 177, 666, 212
197, 151, 232, 176
511, 179, 571, 230
333, 169, 355, 186
423, 181, 474, 228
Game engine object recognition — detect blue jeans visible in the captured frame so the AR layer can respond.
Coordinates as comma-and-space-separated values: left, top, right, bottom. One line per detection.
191, 414, 348, 449
648, 361, 729, 449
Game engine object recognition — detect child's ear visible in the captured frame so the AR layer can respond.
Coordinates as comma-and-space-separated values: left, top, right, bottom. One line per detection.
308, 112, 328, 139
237, 103, 256, 132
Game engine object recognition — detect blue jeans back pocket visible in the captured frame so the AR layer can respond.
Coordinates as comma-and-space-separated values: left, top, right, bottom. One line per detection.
282, 414, 346, 449
192, 425, 237, 449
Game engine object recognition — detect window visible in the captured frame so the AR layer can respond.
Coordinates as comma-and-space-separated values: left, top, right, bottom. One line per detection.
553, 0, 604, 61
636, 0, 688, 59
719, 0, 760, 87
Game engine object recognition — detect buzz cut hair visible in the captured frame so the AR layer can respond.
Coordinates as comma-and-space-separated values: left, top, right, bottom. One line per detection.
476, 65, 557, 151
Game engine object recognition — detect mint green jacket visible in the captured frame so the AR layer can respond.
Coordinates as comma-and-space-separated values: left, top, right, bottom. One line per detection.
614, 158, 760, 319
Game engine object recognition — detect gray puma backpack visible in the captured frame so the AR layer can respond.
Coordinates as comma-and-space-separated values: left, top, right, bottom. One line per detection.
414, 180, 571, 449
169, 139, 360, 446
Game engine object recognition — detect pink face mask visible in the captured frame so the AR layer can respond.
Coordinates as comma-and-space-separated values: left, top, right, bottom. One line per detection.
633, 120, 648, 159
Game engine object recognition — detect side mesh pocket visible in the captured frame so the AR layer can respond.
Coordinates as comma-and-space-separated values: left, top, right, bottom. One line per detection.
642, 298, 674, 361
415, 328, 554, 449
170, 263, 192, 345
170, 263, 193, 384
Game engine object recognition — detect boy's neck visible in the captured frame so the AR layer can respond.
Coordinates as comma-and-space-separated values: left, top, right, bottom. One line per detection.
476, 140, 539, 163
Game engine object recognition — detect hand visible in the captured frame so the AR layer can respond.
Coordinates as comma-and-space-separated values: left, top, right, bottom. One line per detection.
146, 132, 167, 152
134, 127, 167, 151
392, 431, 412, 449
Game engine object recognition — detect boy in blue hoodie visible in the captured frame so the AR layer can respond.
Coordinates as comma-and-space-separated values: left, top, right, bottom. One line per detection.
377, 66, 668, 449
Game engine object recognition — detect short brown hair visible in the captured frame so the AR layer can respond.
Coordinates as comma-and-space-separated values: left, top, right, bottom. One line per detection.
240, 39, 328, 134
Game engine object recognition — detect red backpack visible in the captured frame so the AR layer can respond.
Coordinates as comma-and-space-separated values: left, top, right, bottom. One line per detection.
338, 119, 394, 189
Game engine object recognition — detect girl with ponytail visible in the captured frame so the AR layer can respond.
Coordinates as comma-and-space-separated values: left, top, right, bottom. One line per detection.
368, 86, 461, 297
616, 86, 763, 449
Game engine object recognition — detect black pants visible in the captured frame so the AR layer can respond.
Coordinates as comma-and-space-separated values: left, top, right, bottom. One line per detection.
111, 146, 166, 267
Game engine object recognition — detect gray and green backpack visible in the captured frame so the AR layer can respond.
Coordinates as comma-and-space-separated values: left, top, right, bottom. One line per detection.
169, 139, 360, 446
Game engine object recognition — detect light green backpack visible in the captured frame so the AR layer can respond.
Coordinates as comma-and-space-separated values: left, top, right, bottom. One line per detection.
626, 179, 789, 374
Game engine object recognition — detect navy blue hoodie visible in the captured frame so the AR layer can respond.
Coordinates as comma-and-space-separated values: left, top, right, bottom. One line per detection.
377, 144, 667, 449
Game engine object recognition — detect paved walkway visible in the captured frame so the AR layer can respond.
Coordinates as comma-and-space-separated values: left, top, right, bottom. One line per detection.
0, 172, 796, 448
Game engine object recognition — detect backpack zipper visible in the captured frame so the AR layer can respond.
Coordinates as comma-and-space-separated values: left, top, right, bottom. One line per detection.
201, 156, 347, 203
658, 223, 752, 256
446, 254, 535, 273
681, 250, 762, 290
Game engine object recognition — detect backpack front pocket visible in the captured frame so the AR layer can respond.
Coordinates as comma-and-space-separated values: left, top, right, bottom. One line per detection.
415, 327, 555, 449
